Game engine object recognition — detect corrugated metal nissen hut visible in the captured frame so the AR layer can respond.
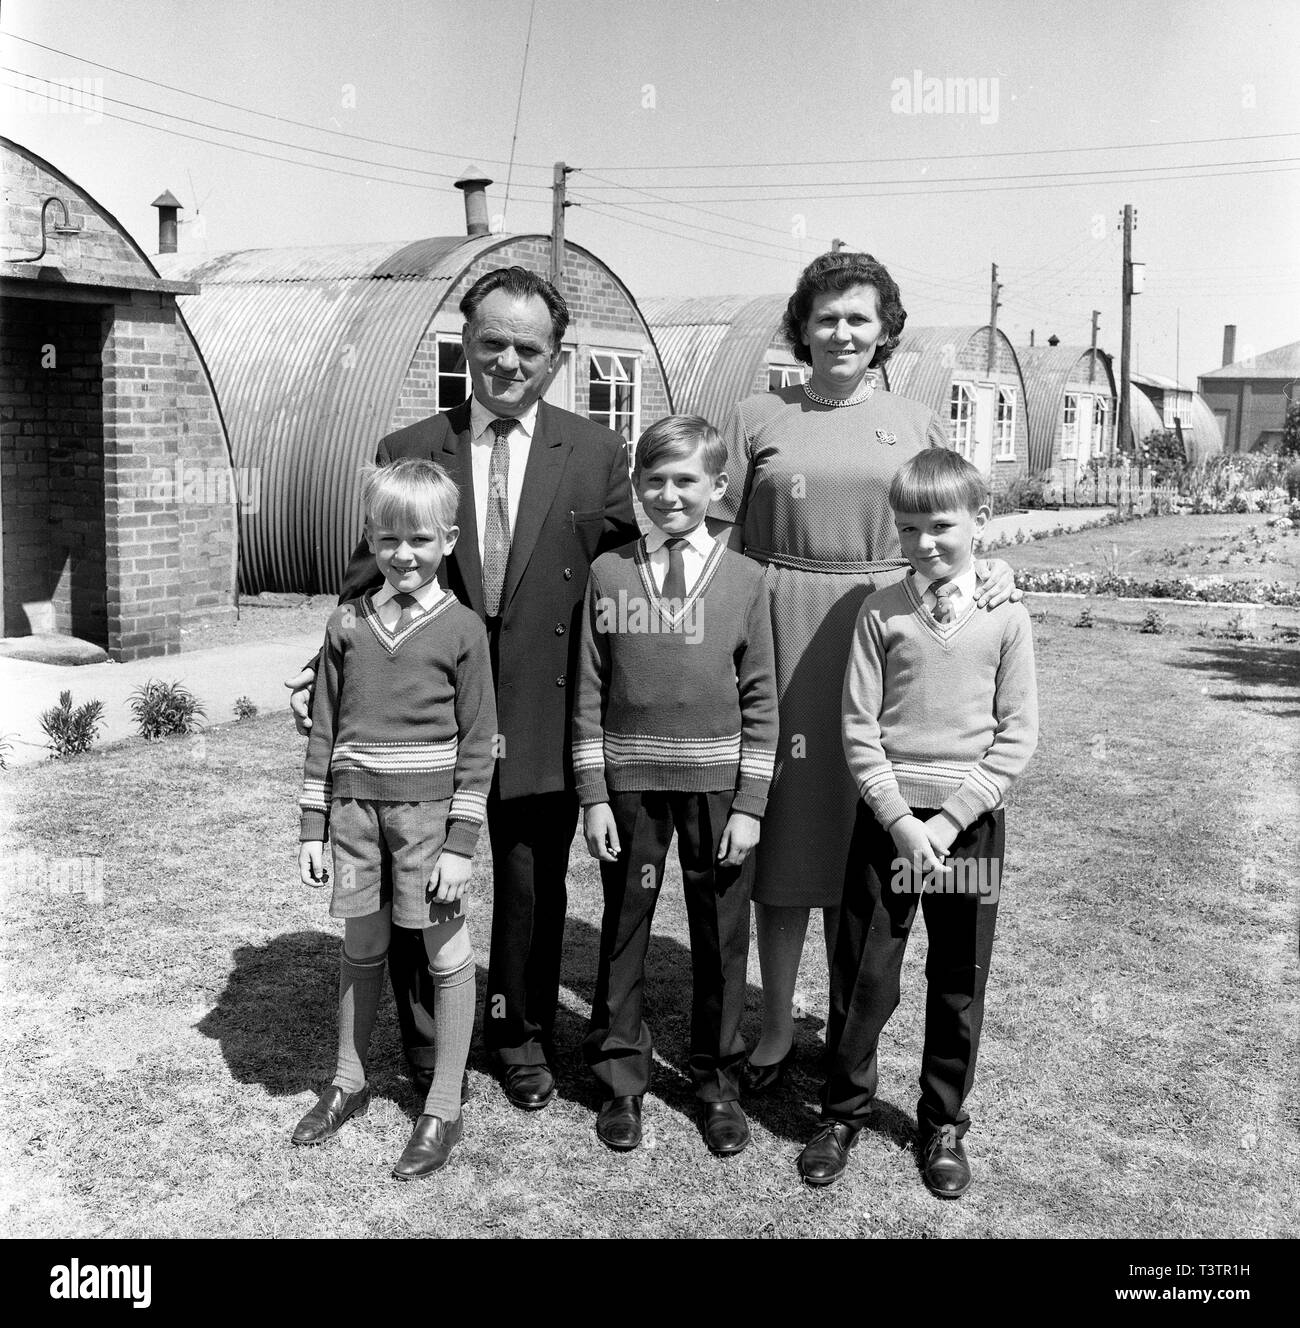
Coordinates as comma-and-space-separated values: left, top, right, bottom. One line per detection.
157, 170, 670, 594
1, 137, 237, 660
1130, 371, 1223, 463
1016, 343, 1117, 483
883, 326, 1029, 484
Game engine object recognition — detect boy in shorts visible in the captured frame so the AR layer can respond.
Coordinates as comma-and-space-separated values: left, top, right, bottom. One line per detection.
294, 458, 496, 1179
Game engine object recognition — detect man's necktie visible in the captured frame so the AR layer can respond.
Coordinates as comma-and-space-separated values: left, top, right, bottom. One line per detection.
393, 591, 421, 631
932, 581, 959, 623
483, 418, 514, 617
662, 537, 688, 603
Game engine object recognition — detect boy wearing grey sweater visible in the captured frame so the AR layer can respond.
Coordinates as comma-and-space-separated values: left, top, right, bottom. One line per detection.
798, 448, 1038, 1198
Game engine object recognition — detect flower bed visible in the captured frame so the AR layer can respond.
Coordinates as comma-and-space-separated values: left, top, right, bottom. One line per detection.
1017, 569, 1300, 606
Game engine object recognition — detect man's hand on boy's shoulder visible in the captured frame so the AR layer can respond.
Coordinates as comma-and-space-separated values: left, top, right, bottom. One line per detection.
718, 811, 761, 867
973, 558, 1022, 609
583, 803, 621, 862
430, 851, 472, 902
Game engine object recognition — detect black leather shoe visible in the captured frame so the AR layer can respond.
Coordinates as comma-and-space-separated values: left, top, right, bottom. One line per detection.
410, 1067, 472, 1105
498, 1061, 555, 1111
291, 1083, 371, 1146
920, 1124, 971, 1198
703, 1100, 751, 1156
596, 1095, 643, 1151
740, 1043, 795, 1095
797, 1120, 859, 1186
392, 1113, 464, 1180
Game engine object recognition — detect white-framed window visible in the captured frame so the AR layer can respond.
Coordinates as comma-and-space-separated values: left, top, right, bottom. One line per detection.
996, 388, 1016, 459
949, 383, 975, 459
1093, 397, 1111, 458
589, 351, 640, 449
768, 363, 806, 391
436, 335, 471, 411
1061, 393, 1079, 459
1164, 390, 1192, 430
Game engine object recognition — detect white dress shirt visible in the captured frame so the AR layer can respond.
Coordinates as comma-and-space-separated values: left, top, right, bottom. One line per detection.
912, 565, 978, 620
469, 396, 539, 565
371, 576, 446, 631
643, 522, 716, 595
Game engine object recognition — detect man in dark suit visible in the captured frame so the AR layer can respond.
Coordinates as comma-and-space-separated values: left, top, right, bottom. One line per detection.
291, 267, 638, 1110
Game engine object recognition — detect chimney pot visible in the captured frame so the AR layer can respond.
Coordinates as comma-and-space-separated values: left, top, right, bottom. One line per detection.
455, 165, 493, 237
151, 189, 182, 254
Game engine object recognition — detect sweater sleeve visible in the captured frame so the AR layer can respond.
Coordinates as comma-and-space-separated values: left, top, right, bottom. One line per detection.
299, 616, 344, 841
443, 617, 499, 858
571, 569, 611, 807
940, 607, 1039, 829
732, 574, 778, 818
709, 403, 754, 530
841, 602, 914, 829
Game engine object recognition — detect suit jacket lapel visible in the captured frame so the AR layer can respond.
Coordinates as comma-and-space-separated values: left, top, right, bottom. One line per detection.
502, 401, 567, 611
439, 401, 484, 615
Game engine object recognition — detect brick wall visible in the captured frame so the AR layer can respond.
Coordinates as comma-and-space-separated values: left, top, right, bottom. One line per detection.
3, 140, 237, 659
1, 298, 106, 642
390, 238, 672, 439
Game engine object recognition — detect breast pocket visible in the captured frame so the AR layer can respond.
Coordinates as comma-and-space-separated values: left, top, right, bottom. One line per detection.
567, 507, 606, 560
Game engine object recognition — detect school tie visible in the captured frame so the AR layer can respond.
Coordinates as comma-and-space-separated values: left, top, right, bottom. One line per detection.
483, 417, 514, 617
662, 537, 688, 603
932, 581, 959, 623
393, 592, 421, 631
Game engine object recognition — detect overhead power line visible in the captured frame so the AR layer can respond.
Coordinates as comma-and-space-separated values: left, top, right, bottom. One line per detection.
0, 32, 552, 172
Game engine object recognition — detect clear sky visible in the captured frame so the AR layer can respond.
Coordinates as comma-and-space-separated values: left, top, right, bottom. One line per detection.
3, 0, 1297, 385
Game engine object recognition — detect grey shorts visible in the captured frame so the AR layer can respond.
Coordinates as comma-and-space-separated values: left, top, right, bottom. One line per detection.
329, 797, 465, 929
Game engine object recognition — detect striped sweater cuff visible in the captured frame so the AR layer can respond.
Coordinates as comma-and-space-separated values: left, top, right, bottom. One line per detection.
300, 809, 328, 842
942, 767, 1002, 829
859, 766, 912, 829
444, 818, 481, 859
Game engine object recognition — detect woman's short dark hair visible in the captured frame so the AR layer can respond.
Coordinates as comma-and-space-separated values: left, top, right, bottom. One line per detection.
781, 251, 907, 368
459, 266, 570, 348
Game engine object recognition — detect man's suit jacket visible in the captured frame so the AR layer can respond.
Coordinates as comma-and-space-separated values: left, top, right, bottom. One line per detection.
338, 398, 639, 801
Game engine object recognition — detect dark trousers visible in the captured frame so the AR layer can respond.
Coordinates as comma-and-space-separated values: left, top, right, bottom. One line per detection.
582, 790, 751, 1102
482, 786, 579, 1064
824, 803, 1003, 1139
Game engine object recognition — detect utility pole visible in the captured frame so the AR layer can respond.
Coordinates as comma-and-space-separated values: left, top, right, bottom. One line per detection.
1118, 204, 1135, 455
551, 161, 575, 288
831, 237, 845, 252
987, 262, 1001, 375
1089, 310, 1100, 384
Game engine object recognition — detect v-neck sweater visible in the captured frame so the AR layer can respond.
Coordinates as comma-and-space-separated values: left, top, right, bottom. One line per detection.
842, 575, 1038, 830
572, 538, 778, 816
299, 589, 497, 856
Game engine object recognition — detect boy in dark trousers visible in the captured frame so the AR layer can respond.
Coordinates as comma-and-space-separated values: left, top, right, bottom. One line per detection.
799, 447, 1038, 1197
294, 458, 496, 1179
573, 416, 778, 1156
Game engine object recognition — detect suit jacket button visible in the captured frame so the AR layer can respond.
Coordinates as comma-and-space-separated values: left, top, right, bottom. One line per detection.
563, 568, 573, 580
554, 624, 565, 635
555, 675, 566, 687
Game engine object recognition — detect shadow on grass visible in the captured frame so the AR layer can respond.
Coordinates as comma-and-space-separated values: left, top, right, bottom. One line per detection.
197, 917, 914, 1150
1168, 640, 1300, 716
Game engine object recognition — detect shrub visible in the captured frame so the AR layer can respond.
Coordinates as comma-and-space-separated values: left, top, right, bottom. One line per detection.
1283, 401, 1300, 458
233, 696, 259, 721
1139, 609, 1167, 634
994, 474, 1050, 514
129, 680, 206, 740
40, 690, 105, 759
1284, 460, 1300, 500
0, 732, 12, 770
1074, 606, 1095, 628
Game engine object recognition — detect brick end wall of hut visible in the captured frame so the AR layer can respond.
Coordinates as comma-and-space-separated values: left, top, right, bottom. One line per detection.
957, 331, 1029, 482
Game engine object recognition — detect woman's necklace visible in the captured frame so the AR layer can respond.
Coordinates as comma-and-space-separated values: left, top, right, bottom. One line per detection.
803, 377, 876, 407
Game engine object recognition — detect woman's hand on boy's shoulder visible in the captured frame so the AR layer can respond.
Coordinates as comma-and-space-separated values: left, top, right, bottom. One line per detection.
973, 558, 1022, 609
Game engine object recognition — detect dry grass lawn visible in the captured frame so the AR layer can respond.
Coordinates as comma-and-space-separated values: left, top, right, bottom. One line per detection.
1, 608, 1296, 1240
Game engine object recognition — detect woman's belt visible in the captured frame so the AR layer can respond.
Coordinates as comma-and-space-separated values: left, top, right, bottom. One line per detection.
745, 548, 911, 576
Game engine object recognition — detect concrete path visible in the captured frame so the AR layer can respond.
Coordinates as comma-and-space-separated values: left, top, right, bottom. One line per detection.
983, 506, 1113, 542
0, 629, 323, 768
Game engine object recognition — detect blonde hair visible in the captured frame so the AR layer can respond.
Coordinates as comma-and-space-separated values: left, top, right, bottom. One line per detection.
888, 448, 988, 514
361, 458, 459, 532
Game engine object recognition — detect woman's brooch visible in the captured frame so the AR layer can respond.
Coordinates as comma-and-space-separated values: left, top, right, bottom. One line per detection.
875, 429, 897, 446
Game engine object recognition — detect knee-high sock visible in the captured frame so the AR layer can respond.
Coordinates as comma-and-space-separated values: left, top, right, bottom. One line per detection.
332, 950, 387, 1092
423, 954, 476, 1120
